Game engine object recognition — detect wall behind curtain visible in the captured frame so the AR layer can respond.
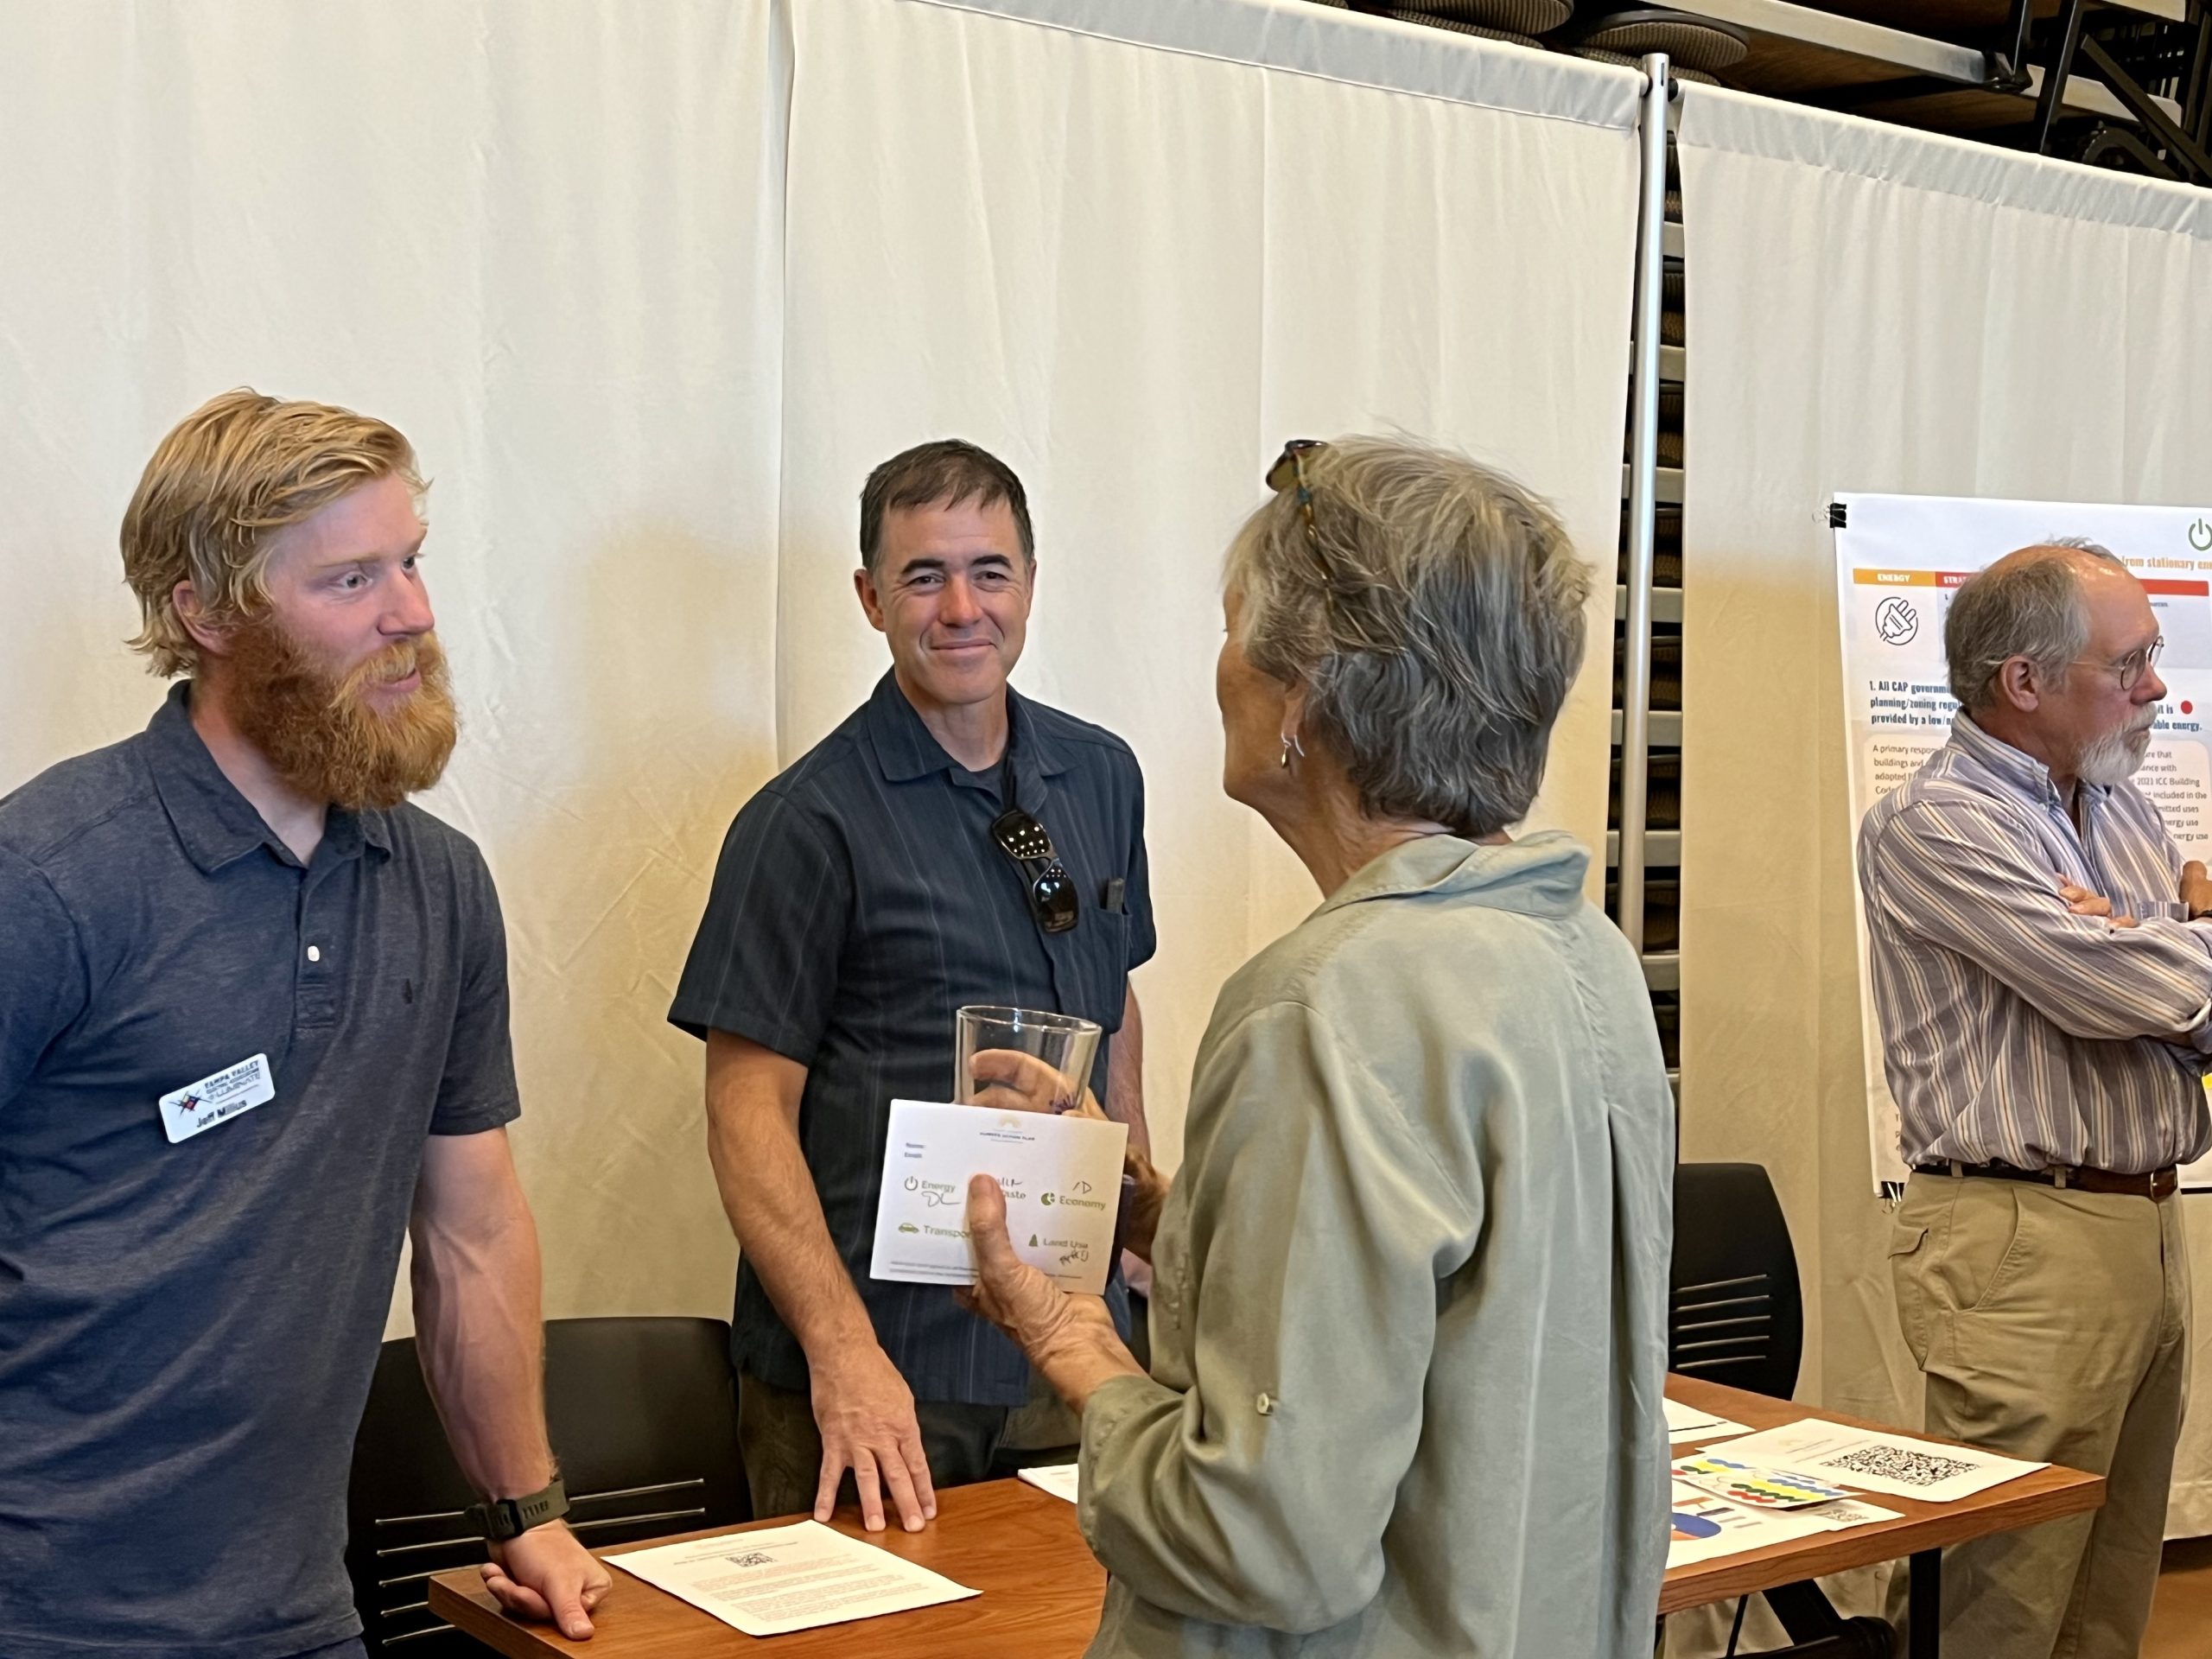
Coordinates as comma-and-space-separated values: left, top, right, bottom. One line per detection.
779, 0, 1642, 1169
1674, 83, 2212, 1536
0, 0, 789, 1332
0, 0, 1638, 1334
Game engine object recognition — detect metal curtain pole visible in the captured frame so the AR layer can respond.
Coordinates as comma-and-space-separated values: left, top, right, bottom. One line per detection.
1617, 51, 1672, 956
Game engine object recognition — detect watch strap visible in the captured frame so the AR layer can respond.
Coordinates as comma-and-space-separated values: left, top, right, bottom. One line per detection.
471, 1475, 569, 1541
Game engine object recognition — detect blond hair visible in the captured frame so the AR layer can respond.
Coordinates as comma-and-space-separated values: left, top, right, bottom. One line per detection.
121, 389, 424, 677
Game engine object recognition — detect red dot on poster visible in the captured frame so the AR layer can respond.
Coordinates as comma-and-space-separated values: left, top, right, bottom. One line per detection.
2183, 702, 2195, 715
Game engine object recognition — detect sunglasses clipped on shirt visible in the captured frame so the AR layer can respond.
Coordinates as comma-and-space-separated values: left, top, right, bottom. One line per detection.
990, 800, 1080, 934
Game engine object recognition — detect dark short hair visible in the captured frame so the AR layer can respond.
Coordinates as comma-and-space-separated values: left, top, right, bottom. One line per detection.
858, 440, 1034, 573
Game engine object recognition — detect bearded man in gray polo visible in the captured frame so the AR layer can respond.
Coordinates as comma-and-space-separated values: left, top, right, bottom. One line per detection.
1859, 540, 2206, 1658
0, 391, 606, 1657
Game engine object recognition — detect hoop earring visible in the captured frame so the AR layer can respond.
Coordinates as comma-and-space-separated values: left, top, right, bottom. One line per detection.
1279, 732, 1306, 770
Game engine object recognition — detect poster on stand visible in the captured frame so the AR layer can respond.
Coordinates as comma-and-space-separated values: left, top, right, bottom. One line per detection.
1834, 493, 2212, 1193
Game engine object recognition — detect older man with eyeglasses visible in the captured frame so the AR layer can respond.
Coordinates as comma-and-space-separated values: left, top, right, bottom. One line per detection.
669, 440, 1154, 1535
1860, 539, 2207, 1658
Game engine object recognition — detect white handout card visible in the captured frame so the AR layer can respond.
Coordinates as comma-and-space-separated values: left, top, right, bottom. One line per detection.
870, 1099, 1127, 1295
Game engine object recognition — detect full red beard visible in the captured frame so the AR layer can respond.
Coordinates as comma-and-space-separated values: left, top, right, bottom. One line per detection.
223, 620, 459, 811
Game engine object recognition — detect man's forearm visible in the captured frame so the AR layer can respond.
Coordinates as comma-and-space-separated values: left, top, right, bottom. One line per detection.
708, 1093, 876, 1361
411, 1177, 556, 1498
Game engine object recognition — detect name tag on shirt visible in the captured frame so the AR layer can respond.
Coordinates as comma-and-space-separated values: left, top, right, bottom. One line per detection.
158, 1053, 276, 1143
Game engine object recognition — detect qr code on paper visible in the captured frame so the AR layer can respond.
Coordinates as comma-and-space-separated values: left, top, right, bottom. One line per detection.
1824, 1445, 1980, 1488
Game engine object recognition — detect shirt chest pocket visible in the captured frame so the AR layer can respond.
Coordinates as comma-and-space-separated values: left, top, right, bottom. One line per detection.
1065, 907, 1131, 1027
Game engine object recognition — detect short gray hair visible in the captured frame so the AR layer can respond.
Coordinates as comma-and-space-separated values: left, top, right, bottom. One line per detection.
1226, 436, 1591, 838
1944, 539, 2123, 710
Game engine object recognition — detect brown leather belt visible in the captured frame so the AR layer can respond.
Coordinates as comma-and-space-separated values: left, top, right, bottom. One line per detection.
1912, 1160, 2178, 1199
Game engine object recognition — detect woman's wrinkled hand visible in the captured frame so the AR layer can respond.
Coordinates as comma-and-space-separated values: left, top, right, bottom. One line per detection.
964, 1048, 1095, 1116
958, 1173, 1106, 1357
967, 1058, 1171, 1264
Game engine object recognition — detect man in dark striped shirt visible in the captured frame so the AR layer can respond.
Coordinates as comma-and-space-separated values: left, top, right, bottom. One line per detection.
1860, 541, 2208, 1657
670, 441, 1154, 1535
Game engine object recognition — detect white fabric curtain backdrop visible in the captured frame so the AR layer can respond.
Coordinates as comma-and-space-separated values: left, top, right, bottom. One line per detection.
1674, 84, 2212, 1541
0, 0, 1639, 1330
0, 0, 789, 1335
778, 0, 1641, 1172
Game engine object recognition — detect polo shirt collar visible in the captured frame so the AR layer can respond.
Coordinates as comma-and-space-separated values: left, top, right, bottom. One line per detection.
862, 670, 1071, 784
1952, 712, 2109, 811
146, 681, 393, 873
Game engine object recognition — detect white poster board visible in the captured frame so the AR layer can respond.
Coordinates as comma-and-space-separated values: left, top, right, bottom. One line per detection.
1834, 492, 2212, 1192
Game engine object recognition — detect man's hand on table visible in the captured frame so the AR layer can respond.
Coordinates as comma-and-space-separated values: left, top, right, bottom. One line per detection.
481, 1520, 613, 1640
810, 1338, 938, 1534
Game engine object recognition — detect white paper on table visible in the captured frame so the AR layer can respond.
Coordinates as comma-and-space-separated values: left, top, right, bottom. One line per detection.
870, 1099, 1127, 1295
1668, 1480, 1834, 1568
1712, 1421, 2046, 1503
607, 1520, 977, 1637
1665, 1398, 1751, 1445
1669, 1419, 1751, 1445
1017, 1463, 1081, 1503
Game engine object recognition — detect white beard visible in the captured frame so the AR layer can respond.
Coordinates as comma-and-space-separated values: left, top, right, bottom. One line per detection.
2077, 718, 2154, 786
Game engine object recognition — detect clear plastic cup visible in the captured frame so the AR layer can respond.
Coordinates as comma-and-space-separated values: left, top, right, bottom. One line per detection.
955, 1005, 1102, 1114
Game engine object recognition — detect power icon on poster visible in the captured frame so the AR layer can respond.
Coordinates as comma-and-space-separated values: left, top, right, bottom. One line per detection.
1875, 596, 1919, 646
2190, 518, 2212, 552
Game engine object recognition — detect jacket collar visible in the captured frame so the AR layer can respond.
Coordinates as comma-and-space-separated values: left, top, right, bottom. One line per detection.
1313, 828, 1592, 921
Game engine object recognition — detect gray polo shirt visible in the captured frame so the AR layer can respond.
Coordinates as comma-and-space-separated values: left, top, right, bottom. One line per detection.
670, 672, 1154, 1407
0, 683, 521, 1659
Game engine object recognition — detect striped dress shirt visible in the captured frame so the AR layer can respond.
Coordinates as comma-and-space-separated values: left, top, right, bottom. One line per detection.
1859, 713, 2212, 1174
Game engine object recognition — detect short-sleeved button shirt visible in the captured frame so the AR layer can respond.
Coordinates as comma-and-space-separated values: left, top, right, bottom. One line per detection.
0, 683, 521, 1659
670, 673, 1156, 1407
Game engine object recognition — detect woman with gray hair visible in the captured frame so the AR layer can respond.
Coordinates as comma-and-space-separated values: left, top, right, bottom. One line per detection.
962, 436, 1675, 1657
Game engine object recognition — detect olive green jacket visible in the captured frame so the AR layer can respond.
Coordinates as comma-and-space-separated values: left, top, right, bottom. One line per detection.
1078, 832, 1674, 1658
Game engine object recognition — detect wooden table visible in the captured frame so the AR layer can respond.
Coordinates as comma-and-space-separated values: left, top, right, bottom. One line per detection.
1663, 1376, 2105, 1655
431, 1478, 1102, 1658
429, 1376, 2104, 1657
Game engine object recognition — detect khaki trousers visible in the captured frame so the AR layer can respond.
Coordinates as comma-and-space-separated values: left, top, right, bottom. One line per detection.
736, 1369, 1079, 1523
1889, 1175, 2190, 1659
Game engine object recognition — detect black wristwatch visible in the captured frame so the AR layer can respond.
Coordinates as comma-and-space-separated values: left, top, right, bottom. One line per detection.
470, 1476, 569, 1541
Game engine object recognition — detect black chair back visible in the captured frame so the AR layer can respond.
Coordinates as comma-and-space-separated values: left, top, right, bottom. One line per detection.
1668, 1161, 1803, 1400
345, 1315, 747, 1656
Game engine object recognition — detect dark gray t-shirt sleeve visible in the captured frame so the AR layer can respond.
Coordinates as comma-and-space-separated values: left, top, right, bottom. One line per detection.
0, 848, 88, 1112
429, 845, 524, 1135
668, 788, 851, 1061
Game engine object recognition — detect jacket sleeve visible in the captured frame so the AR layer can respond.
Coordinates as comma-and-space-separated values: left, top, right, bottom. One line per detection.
1076, 996, 1472, 1634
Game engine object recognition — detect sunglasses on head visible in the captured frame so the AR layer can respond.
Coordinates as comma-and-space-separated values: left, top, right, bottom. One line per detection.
989, 804, 1080, 934
1265, 439, 1325, 558
1268, 437, 1387, 647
